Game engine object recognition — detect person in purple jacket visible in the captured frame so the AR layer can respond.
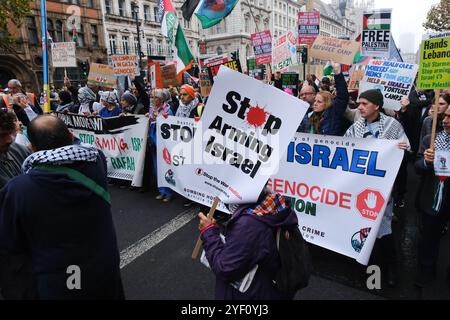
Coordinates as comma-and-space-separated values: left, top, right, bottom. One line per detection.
197, 188, 298, 300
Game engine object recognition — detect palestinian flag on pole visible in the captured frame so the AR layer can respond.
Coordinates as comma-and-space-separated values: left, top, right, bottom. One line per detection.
158, 0, 177, 47
195, 0, 239, 29
175, 25, 194, 82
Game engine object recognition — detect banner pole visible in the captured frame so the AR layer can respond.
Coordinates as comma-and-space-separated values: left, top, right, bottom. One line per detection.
430, 89, 441, 150
40, 0, 50, 113
191, 197, 219, 260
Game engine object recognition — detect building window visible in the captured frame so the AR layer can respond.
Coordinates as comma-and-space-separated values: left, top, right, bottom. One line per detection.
86, 0, 94, 8
184, 18, 191, 29
154, 6, 160, 22
147, 38, 153, 55
105, 0, 112, 14
144, 5, 151, 21
244, 16, 249, 33
157, 39, 163, 55
217, 46, 223, 55
47, 19, 55, 41
27, 17, 38, 44
91, 25, 99, 48
109, 34, 117, 54
56, 20, 63, 42
122, 36, 129, 54
118, 0, 125, 16
134, 36, 139, 54
131, 3, 138, 20
77, 26, 85, 47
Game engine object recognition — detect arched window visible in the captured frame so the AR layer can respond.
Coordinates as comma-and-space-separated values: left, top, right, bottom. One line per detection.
217, 46, 223, 55
56, 20, 63, 42
47, 19, 55, 41
246, 44, 252, 57
244, 15, 250, 33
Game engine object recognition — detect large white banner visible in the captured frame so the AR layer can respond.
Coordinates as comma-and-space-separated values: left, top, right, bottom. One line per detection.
359, 59, 419, 111
51, 42, 77, 68
169, 66, 308, 204
157, 121, 404, 264
270, 133, 403, 264
56, 112, 149, 187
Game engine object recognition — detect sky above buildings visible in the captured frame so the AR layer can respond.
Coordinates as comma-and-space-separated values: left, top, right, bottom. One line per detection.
322, 0, 441, 53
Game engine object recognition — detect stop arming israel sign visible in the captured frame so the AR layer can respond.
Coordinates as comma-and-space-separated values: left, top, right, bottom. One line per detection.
176, 66, 309, 204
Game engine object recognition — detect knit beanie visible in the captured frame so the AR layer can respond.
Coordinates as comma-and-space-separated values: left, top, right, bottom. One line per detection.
359, 89, 384, 107
121, 92, 137, 106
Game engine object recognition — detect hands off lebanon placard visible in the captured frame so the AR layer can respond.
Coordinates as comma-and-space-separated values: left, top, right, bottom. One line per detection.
177, 66, 309, 204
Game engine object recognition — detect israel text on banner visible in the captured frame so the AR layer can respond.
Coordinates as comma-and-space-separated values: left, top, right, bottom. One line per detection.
56, 112, 149, 187
417, 32, 450, 90
298, 11, 320, 46
359, 59, 419, 111
159, 66, 308, 204
251, 30, 273, 65
51, 42, 77, 68
310, 36, 360, 66
361, 9, 392, 58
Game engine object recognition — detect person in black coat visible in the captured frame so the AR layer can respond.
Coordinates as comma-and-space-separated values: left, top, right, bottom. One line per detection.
0, 115, 124, 299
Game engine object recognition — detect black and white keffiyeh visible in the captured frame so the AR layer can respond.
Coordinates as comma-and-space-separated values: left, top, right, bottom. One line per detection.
345, 113, 406, 141
22, 143, 99, 174
432, 131, 450, 212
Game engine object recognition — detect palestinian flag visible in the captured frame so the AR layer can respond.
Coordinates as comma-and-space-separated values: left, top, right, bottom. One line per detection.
175, 25, 194, 82
363, 11, 391, 30
195, 0, 239, 29
158, 0, 177, 46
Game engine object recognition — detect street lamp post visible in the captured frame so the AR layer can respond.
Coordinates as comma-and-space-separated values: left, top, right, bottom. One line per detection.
132, 2, 144, 75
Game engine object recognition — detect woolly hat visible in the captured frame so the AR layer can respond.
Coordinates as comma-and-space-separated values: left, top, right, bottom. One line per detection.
180, 84, 195, 98
121, 92, 137, 106
359, 89, 384, 107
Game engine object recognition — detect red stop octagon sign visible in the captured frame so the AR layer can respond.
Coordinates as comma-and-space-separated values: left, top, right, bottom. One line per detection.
356, 189, 385, 221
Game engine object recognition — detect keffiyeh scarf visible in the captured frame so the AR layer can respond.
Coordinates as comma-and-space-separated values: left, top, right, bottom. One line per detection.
22, 143, 99, 174
433, 131, 450, 212
345, 113, 404, 140
175, 97, 199, 118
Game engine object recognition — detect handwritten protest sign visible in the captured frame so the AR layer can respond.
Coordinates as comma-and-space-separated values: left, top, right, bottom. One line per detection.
161, 64, 178, 87
251, 30, 272, 65
359, 59, 418, 111
51, 42, 77, 67
361, 9, 392, 58
298, 12, 320, 46
111, 55, 139, 76
200, 72, 212, 97
417, 32, 450, 90
348, 65, 366, 90
87, 63, 117, 88
56, 113, 148, 186
310, 36, 360, 65
273, 31, 297, 71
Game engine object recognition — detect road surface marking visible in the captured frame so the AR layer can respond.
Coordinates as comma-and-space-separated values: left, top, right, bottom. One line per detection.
120, 207, 198, 269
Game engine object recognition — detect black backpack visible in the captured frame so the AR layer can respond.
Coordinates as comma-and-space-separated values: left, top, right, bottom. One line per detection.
273, 225, 313, 295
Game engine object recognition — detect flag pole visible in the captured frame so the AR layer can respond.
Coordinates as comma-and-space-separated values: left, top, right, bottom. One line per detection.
40, 0, 50, 113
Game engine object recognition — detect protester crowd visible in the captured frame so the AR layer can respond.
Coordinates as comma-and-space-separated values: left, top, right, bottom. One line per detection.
0, 60, 449, 300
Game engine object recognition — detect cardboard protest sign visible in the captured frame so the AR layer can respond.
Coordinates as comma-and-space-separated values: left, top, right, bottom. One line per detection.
281, 73, 299, 91
270, 133, 404, 265
361, 9, 392, 58
273, 31, 297, 71
298, 12, 320, 46
87, 63, 117, 88
207, 59, 242, 83
170, 66, 309, 204
348, 64, 366, 90
56, 112, 148, 187
417, 32, 450, 90
111, 55, 139, 76
310, 36, 360, 65
161, 64, 179, 87
199, 72, 212, 97
51, 42, 77, 67
251, 30, 272, 65
359, 59, 419, 111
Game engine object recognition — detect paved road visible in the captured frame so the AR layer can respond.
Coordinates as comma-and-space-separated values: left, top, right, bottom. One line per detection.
113, 162, 450, 300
